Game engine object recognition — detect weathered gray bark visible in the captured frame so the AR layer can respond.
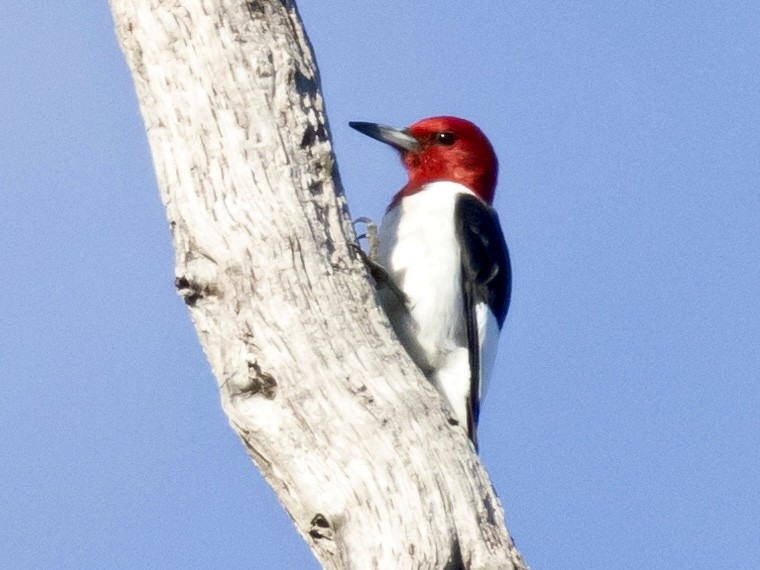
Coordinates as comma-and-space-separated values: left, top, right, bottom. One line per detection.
110, 1, 527, 568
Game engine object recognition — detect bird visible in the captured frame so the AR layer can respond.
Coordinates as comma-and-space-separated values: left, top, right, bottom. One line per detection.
349, 116, 511, 449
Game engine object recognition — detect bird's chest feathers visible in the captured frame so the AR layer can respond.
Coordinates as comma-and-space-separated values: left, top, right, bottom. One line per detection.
378, 183, 473, 354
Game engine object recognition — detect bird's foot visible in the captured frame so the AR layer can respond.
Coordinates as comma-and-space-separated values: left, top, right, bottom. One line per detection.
353, 217, 380, 261
352, 217, 409, 308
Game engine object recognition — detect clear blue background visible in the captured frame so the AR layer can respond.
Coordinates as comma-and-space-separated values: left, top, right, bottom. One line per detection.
2, 2, 758, 568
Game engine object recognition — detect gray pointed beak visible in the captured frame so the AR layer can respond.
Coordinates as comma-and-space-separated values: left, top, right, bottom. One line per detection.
349, 121, 420, 152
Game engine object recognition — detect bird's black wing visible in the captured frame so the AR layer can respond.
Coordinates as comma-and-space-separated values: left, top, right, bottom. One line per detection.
455, 193, 512, 448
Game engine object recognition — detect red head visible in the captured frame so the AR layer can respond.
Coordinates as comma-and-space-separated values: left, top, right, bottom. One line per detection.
350, 116, 499, 205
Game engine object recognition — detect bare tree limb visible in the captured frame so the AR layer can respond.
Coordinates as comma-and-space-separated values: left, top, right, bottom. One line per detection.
110, 1, 527, 568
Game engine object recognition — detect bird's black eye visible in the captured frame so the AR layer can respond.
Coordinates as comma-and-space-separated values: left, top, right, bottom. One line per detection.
435, 131, 457, 146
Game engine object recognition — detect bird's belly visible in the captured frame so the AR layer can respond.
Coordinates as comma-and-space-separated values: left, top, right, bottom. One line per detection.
377, 186, 467, 372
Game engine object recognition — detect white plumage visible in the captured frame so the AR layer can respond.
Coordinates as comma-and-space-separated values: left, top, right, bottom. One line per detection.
376, 181, 500, 430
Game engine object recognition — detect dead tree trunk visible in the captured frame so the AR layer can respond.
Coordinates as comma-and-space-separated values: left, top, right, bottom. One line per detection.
111, 1, 527, 568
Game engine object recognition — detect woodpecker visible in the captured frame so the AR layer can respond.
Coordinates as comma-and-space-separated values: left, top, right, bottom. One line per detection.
350, 116, 511, 449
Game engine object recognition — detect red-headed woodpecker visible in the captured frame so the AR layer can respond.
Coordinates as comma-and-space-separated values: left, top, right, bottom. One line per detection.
350, 116, 511, 449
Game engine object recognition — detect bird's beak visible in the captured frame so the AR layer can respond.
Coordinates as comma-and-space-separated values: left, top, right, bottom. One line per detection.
349, 121, 420, 152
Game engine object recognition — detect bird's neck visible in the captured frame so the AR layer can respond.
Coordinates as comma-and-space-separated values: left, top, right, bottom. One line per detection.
387, 179, 492, 212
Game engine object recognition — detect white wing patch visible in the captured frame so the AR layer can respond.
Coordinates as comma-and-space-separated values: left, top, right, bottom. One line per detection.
477, 302, 500, 402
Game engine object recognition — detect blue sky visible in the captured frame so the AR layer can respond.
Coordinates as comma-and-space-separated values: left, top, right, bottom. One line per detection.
2, 2, 758, 568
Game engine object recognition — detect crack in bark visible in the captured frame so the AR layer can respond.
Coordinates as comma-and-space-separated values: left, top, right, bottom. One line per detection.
243, 360, 278, 399
174, 275, 220, 306
308, 513, 335, 541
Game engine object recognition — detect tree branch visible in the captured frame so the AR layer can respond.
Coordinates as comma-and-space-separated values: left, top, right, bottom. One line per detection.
111, 1, 526, 567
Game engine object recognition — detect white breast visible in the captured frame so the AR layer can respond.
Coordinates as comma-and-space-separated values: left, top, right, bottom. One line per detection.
378, 182, 466, 366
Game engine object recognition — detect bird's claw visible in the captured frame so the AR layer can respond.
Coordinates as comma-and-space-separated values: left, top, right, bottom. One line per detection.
353, 217, 380, 261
